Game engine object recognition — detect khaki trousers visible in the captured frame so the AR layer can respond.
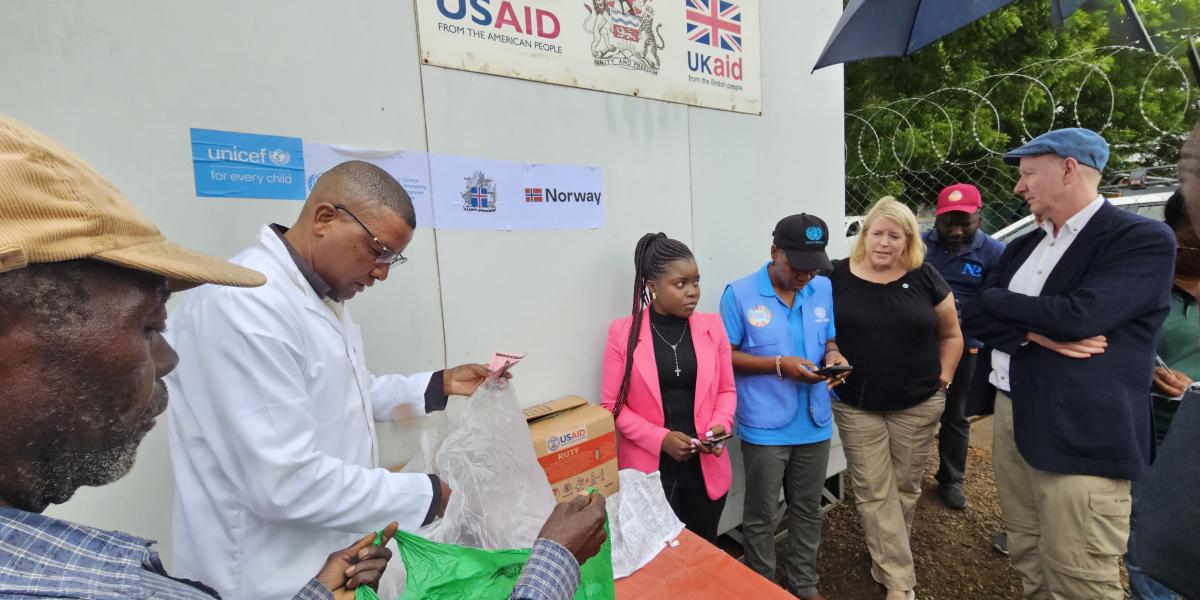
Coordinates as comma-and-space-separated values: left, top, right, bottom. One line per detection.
993, 391, 1131, 600
832, 391, 945, 591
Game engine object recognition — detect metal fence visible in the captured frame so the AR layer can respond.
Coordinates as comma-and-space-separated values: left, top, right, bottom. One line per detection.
845, 40, 1200, 234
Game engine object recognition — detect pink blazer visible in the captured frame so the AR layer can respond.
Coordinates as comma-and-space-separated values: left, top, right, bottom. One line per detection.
600, 310, 737, 500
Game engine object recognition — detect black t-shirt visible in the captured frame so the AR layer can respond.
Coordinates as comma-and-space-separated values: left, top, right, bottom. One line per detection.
648, 309, 703, 489
829, 259, 951, 411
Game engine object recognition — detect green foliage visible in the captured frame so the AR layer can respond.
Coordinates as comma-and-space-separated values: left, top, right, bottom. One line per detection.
844, 0, 1200, 223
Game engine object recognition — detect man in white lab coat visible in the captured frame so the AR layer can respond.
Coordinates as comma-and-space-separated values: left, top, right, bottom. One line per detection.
166, 160, 494, 600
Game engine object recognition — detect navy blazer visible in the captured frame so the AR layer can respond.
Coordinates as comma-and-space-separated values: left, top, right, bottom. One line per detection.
962, 201, 1176, 480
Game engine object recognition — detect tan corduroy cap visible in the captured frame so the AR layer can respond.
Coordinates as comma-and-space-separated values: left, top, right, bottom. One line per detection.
0, 114, 265, 289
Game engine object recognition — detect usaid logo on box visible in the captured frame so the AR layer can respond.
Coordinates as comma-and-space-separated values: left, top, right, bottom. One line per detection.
547, 426, 589, 452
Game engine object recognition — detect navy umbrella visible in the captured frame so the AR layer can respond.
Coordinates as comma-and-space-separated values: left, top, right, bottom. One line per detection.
813, 0, 1092, 70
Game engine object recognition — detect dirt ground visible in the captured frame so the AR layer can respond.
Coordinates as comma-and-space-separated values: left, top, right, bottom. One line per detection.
723, 416, 1130, 599
806, 444, 1023, 599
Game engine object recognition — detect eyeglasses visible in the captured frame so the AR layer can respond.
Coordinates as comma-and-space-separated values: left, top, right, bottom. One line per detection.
334, 204, 407, 266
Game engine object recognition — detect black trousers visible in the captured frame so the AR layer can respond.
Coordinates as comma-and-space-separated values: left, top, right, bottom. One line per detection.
662, 470, 727, 544
936, 348, 978, 486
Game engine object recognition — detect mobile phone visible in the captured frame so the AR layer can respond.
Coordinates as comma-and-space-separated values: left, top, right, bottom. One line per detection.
700, 432, 733, 445
814, 364, 853, 378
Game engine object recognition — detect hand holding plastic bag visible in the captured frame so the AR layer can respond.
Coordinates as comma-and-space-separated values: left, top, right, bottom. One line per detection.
405, 375, 556, 548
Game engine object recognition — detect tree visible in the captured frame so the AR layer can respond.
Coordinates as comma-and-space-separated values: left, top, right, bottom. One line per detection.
844, 0, 1200, 227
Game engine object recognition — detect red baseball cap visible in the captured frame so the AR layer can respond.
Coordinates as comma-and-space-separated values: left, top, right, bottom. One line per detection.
936, 183, 982, 215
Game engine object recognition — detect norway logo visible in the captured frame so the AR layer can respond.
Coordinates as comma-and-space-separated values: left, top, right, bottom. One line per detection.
525, 187, 544, 202
686, 0, 741, 52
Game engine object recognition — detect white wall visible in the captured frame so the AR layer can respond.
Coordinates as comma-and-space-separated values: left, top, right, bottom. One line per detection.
1, 0, 843, 567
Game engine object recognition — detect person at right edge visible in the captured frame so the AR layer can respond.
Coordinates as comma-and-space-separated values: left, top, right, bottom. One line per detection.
962, 128, 1175, 599
1133, 117, 1200, 600
830, 197, 963, 600
921, 183, 1004, 510
719, 214, 848, 600
1124, 190, 1198, 600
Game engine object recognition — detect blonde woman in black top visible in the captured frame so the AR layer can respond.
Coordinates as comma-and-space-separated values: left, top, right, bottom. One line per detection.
828, 197, 963, 600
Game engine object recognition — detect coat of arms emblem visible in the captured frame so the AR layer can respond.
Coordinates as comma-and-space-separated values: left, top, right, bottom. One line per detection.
462, 171, 497, 213
584, 0, 664, 74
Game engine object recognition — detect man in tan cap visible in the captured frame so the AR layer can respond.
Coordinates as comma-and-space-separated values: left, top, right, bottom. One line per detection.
0, 113, 397, 598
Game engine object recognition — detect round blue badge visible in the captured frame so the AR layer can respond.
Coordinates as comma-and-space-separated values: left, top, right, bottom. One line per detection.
805, 225, 823, 241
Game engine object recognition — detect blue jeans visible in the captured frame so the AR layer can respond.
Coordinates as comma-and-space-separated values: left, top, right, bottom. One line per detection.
1127, 478, 1180, 600
1126, 559, 1179, 600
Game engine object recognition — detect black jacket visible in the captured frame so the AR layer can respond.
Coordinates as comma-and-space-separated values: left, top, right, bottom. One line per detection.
962, 201, 1176, 480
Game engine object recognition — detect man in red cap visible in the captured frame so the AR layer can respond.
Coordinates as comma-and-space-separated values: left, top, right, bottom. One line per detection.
920, 183, 1005, 510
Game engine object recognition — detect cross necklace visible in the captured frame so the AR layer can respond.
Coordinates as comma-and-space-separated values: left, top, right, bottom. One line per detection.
650, 320, 689, 377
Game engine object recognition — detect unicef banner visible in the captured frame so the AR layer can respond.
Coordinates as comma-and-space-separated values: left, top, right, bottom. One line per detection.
191, 128, 305, 199
191, 128, 603, 230
416, 0, 762, 115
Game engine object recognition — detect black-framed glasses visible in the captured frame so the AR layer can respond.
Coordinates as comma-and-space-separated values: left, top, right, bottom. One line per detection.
334, 204, 407, 266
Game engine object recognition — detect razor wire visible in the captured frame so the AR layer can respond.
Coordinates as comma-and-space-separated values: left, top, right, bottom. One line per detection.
845, 44, 1199, 234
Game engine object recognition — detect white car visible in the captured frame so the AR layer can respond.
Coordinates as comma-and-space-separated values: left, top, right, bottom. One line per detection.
991, 191, 1173, 243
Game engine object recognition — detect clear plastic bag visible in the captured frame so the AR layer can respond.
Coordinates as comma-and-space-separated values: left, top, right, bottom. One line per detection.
379, 376, 557, 598
404, 376, 556, 548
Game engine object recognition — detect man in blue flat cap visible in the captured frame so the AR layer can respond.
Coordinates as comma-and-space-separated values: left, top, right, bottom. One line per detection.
962, 128, 1176, 599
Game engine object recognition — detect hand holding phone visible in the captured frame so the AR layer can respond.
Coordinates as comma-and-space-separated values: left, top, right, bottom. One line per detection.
814, 364, 853, 378
700, 431, 733, 446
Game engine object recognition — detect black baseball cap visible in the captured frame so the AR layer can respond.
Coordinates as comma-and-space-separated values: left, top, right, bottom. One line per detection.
773, 214, 832, 271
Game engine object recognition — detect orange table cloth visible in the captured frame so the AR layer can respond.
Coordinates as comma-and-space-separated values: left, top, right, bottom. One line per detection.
614, 529, 795, 599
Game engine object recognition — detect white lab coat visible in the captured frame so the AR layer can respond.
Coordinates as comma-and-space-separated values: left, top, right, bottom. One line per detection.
165, 225, 436, 600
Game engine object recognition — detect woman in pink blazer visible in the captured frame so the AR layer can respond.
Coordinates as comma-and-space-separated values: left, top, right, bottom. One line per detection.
601, 233, 737, 543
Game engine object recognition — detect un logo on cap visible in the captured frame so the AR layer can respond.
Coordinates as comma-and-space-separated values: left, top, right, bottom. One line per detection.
805, 225, 823, 241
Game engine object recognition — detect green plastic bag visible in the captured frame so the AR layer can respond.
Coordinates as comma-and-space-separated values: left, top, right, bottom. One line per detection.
359, 525, 614, 600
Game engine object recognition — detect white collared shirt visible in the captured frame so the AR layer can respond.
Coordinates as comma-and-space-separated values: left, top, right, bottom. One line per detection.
989, 196, 1107, 391
165, 225, 435, 600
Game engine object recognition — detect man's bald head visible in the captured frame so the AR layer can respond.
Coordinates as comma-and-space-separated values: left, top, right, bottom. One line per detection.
1181, 118, 1200, 235
284, 160, 418, 300
308, 160, 416, 228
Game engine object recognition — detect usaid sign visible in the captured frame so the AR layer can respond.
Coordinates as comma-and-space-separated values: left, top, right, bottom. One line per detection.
416, 0, 761, 114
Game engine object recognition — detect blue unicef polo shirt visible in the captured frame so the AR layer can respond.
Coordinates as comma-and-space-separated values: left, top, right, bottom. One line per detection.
719, 263, 835, 446
921, 228, 1005, 348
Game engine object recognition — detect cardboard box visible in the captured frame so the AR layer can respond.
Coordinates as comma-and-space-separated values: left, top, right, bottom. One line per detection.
524, 396, 619, 502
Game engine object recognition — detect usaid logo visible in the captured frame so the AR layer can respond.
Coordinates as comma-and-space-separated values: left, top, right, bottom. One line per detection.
547, 427, 588, 452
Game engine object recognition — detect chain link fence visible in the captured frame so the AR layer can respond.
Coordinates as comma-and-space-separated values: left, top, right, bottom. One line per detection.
845, 41, 1200, 234
847, 159, 1020, 234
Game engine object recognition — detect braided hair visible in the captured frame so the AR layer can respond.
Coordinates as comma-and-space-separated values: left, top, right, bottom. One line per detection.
612, 233, 695, 418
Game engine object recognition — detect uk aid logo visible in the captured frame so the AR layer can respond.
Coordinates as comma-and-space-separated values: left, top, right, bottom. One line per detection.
686, 0, 744, 84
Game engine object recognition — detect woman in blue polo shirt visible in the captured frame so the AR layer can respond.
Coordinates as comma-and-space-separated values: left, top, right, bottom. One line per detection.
719, 214, 847, 600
